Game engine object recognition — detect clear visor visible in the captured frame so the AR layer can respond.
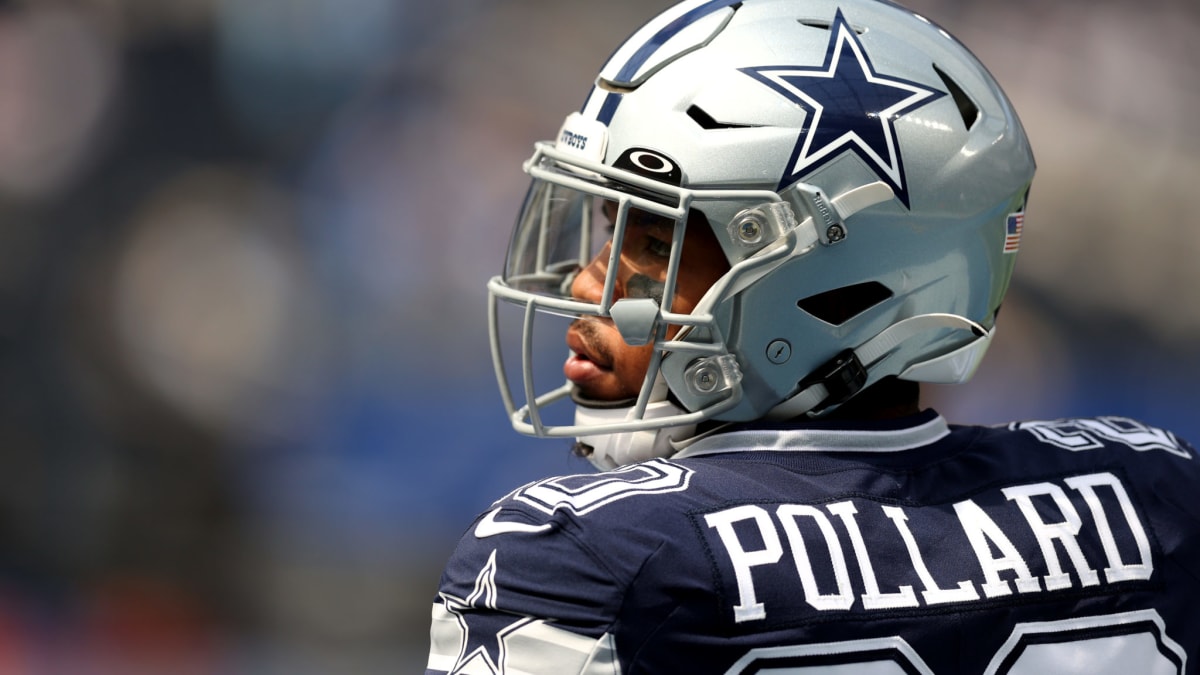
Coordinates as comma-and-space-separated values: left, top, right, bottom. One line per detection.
502, 178, 605, 297
501, 153, 691, 318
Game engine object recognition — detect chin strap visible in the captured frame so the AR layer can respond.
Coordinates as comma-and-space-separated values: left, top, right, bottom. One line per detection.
573, 400, 697, 471
766, 313, 990, 421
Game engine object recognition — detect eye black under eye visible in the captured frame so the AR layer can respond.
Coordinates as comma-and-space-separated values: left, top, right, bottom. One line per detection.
647, 237, 672, 258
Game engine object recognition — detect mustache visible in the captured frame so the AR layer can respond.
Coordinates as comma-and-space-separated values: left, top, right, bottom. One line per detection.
568, 318, 613, 366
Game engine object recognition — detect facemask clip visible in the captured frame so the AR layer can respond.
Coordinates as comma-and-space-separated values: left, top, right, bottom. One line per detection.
611, 297, 661, 346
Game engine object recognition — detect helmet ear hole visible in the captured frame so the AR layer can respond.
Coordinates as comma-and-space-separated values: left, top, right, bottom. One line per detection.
798, 281, 893, 326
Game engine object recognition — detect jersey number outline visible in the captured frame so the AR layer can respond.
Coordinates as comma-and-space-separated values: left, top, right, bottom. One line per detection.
508, 458, 694, 517
724, 610, 1185, 675
1019, 417, 1190, 459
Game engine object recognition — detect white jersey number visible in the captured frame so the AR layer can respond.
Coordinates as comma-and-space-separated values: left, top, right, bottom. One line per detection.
1020, 417, 1190, 458
506, 458, 694, 517
726, 610, 1185, 675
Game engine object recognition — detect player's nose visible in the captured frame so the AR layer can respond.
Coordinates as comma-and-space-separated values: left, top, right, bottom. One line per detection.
570, 246, 623, 304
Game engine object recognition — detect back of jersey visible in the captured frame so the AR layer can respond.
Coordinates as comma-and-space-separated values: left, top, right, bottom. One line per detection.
673, 416, 1200, 674
428, 415, 1200, 674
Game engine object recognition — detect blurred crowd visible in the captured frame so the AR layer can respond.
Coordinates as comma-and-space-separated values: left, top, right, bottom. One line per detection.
0, 0, 1196, 672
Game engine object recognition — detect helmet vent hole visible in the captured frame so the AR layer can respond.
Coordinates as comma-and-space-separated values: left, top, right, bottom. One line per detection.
798, 281, 893, 326
687, 105, 754, 130
932, 64, 980, 130
798, 19, 864, 34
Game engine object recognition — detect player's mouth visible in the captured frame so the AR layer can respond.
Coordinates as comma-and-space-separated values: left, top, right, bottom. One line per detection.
564, 322, 613, 385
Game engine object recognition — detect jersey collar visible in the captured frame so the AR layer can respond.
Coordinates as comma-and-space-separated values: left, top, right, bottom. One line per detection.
672, 409, 949, 458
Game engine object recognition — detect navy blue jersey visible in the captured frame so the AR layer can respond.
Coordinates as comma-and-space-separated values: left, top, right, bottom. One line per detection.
427, 412, 1200, 674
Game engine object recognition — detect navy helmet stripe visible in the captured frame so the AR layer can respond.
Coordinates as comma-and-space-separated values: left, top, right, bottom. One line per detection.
612, 0, 741, 87
597, 92, 623, 125
579, 1, 740, 125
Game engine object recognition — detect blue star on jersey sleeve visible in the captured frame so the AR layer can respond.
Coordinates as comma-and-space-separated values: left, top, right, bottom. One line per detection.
428, 534, 625, 674
741, 9, 945, 207
437, 550, 538, 673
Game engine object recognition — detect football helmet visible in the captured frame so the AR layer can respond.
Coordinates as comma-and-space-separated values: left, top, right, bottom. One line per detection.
488, 0, 1035, 469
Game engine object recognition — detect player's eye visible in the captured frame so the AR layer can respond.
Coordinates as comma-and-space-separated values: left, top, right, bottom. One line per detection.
605, 225, 670, 259
646, 235, 672, 259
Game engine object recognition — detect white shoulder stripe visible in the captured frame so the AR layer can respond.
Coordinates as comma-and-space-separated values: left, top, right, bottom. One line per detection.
428, 602, 620, 674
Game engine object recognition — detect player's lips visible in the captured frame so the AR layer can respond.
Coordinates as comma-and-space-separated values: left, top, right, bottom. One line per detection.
564, 353, 607, 384
564, 323, 612, 384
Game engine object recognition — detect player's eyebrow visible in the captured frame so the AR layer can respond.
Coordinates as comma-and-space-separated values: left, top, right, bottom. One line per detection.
630, 210, 674, 233
602, 200, 674, 233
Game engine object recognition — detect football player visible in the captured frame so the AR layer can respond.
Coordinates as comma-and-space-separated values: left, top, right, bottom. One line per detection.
428, 0, 1200, 673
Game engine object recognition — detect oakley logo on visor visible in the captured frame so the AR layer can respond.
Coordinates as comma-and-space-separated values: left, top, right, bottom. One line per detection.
613, 147, 683, 186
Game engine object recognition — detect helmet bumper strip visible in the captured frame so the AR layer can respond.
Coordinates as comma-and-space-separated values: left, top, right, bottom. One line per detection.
528, 142, 787, 219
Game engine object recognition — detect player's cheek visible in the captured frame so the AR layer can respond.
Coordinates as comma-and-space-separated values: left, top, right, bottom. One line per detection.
615, 343, 656, 395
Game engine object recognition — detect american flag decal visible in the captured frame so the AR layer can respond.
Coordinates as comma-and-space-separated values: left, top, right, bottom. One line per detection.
1004, 212, 1024, 253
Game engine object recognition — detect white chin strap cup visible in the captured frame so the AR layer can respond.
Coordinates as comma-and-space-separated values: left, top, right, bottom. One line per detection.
574, 400, 697, 471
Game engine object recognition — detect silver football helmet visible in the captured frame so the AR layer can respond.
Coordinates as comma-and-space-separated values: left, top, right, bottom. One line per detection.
488, 0, 1035, 469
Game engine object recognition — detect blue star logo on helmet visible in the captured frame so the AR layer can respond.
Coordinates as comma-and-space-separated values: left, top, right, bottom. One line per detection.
741, 9, 946, 208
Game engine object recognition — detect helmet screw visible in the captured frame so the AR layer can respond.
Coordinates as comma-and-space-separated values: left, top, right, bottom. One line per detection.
688, 363, 721, 394
825, 224, 846, 243
737, 217, 763, 244
766, 339, 792, 365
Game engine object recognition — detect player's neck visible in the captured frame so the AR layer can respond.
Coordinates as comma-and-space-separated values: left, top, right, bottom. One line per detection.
823, 377, 921, 421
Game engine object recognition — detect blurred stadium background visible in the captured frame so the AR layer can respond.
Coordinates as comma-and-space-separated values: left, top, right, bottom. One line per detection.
0, 0, 1196, 672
